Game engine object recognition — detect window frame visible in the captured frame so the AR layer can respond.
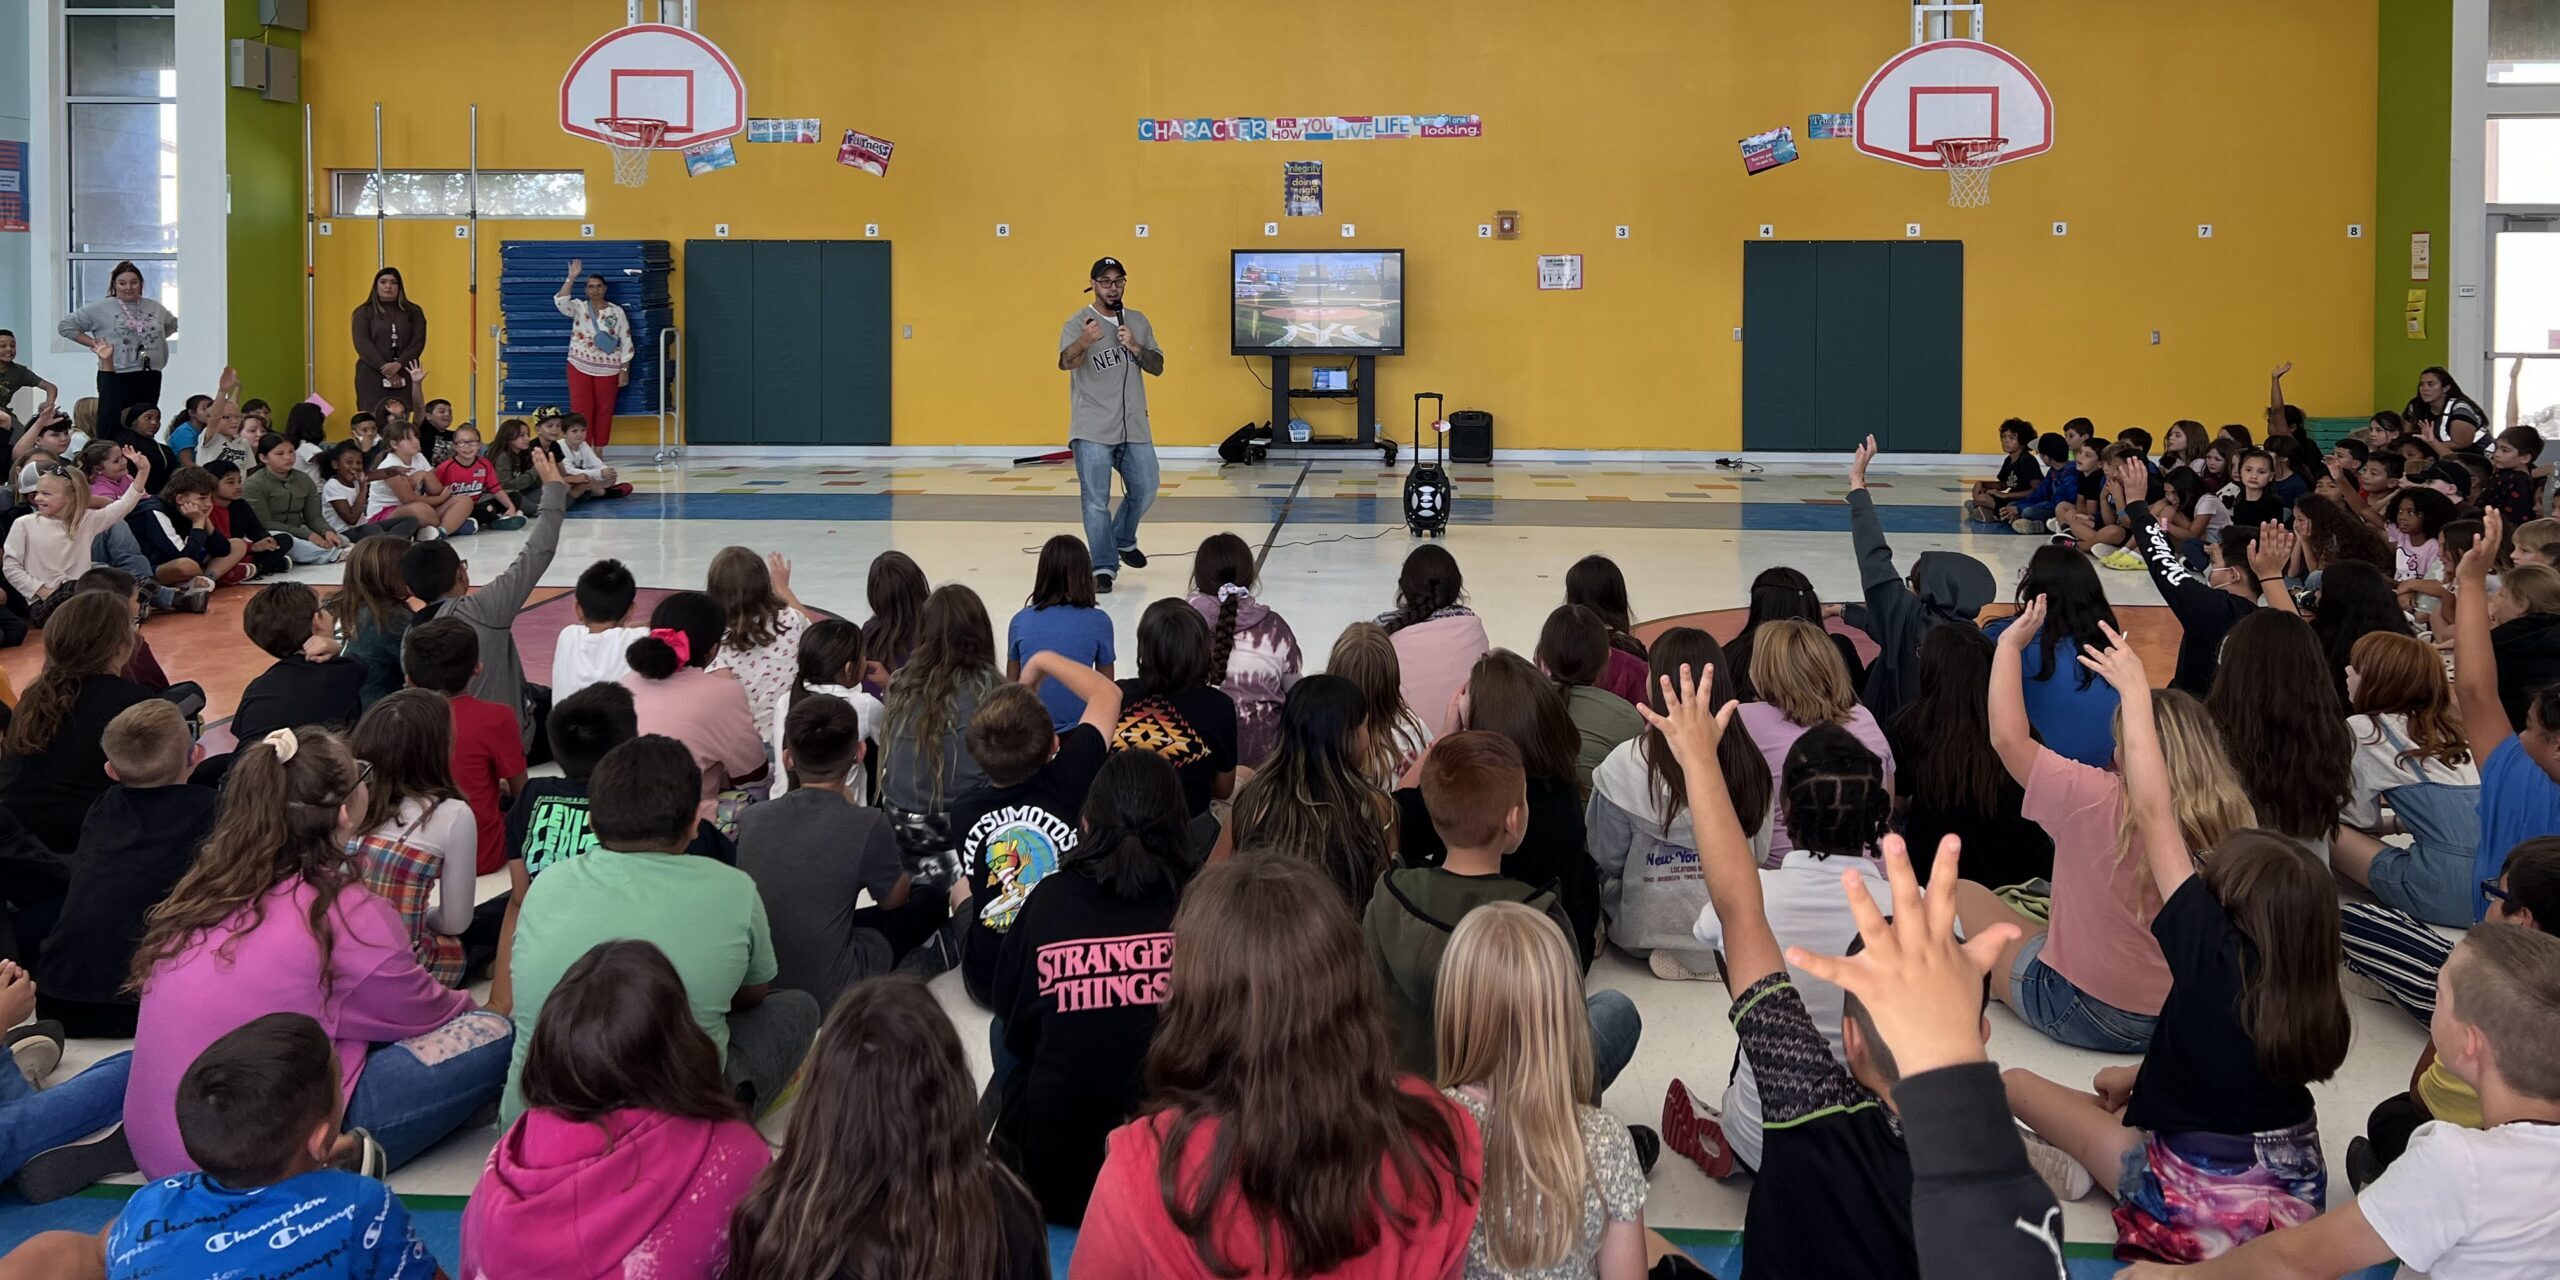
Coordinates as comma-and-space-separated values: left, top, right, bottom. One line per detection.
61, 2, 179, 314
327, 169, 591, 221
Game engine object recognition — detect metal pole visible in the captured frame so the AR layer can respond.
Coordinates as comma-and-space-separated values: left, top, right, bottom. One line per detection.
680, 0, 697, 30
302, 104, 315, 399
371, 104, 386, 269
468, 103, 481, 431
658, 326, 680, 463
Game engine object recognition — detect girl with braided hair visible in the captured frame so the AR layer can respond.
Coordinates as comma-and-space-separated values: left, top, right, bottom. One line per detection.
1186, 531, 1300, 768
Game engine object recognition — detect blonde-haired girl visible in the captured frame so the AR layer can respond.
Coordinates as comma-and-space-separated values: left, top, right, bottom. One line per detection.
1953, 595, 2256, 1055
1436, 901, 1659, 1280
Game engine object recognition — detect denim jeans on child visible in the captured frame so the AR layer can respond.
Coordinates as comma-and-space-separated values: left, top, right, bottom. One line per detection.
342, 1010, 514, 1169
1587, 990, 1642, 1097
93, 523, 176, 610
0, 1050, 130, 1180
1071, 439, 1159, 580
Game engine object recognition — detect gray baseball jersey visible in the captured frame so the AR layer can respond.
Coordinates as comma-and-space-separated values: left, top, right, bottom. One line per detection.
1059, 305, 1157, 446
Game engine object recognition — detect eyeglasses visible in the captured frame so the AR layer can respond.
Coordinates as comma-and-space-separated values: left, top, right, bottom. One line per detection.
2482, 878, 2511, 906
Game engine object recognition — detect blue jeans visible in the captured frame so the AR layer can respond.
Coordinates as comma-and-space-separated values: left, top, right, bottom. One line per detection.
1587, 990, 1640, 1098
280, 533, 337, 564
0, 1051, 129, 1180
1071, 439, 1159, 578
2009, 932, 2157, 1053
93, 523, 176, 610
343, 1011, 513, 1170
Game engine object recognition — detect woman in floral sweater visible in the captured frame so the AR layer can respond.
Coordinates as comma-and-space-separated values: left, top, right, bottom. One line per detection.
554, 259, 635, 446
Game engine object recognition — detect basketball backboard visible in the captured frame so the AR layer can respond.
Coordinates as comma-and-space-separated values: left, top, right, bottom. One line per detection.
560, 22, 746, 149
1853, 39, 2053, 170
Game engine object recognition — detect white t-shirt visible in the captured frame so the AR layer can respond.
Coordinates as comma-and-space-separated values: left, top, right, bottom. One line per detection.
320, 477, 362, 533
365, 453, 436, 519
295, 440, 327, 486
561, 440, 608, 479
770, 682, 883, 804
2359, 1119, 2560, 1278
551, 624, 651, 705
1691, 848, 1896, 1170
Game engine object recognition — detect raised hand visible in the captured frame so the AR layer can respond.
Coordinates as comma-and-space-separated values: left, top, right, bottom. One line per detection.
566, 258, 583, 279
529, 443, 565, 486
1784, 835, 2016, 1078
2271, 361, 2293, 379
2107, 455, 2150, 503
2461, 508, 2506, 585
1849, 433, 1878, 489
1999, 594, 2048, 651
2247, 524, 2297, 580
2075, 620, 2150, 694
1634, 663, 1736, 770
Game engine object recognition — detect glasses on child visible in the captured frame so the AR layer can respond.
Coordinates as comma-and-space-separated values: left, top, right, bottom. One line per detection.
2482, 878, 2512, 906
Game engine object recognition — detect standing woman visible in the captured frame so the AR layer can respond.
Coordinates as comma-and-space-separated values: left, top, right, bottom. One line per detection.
351, 267, 426, 419
2406, 365, 2489, 451
554, 259, 633, 448
57, 261, 177, 442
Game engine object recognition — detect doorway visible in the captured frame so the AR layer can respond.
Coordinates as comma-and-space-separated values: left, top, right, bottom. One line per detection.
1741, 240, 1964, 453
683, 240, 892, 445
2488, 211, 2560, 436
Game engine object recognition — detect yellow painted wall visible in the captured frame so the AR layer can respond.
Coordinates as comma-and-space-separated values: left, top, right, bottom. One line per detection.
299, 0, 2377, 452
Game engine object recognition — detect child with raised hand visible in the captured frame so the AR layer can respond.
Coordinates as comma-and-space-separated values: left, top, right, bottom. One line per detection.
463, 940, 769, 1279
707, 545, 811, 736
1188, 531, 1300, 764
2453, 509, 2560, 920
1845, 433, 1997, 721
1640, 662, 1981, 1280
1952, 596, 2256, 1056
1433, 901, 1667, 1280
2124, 453, 2298, 695
1010, 533, 1116, 731
2119, 922, 2560, 1279
3, 446, 176, 622
2005, 625, 2350, 1265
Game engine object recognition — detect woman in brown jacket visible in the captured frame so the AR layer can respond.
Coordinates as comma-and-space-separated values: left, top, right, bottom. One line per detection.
352, 267, 427, 417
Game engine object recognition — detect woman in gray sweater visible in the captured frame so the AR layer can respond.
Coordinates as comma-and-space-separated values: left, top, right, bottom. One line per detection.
56, 260, 177, 443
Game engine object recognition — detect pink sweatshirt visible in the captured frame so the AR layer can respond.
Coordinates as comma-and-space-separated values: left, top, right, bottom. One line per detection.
461, 1108, 770, 1280
2, 480, 142, 600
126, 880, 477, 1178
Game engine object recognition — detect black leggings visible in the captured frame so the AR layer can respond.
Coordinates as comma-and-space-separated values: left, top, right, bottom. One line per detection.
2364, 1092, 2429, 1170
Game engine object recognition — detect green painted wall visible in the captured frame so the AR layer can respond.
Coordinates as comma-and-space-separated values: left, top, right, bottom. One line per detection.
226, 0, 303, 404
2376, 0, 2451, 407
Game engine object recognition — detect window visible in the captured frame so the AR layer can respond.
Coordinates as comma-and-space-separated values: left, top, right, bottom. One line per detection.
63, 2, 178, 313
2488, 117, 2560, 204
2490, 0, 2560, 83
329, 170, 588, 219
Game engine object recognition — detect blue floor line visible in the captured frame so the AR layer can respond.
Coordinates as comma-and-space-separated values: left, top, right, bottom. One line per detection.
567, 491, 2028, 533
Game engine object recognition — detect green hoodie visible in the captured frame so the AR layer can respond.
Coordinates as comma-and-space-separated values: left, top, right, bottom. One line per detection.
1361, 864, 1568, 1076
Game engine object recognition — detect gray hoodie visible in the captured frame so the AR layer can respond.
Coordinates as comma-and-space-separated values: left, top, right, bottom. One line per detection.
1841, 487, 1995, 722
1584, 736, 1772, 969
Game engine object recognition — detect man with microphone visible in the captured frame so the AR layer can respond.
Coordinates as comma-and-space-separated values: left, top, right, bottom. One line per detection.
1057, 256, 1163, 594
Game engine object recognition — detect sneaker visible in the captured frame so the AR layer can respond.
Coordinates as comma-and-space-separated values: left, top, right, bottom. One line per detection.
2048, 534, 2080, 551
1628, 1123, 1662, 1178
455, 518, 481, 537
5, 1021, 64, 1089
175, 583, 213, 614
1648, 950, 1715, 982
1120, 547, 1149, 568
2346, 1136, 2385, 1192
2045, 517, 2065, 534
330, 1127, 389, 1180
605, 482, 633, 498
2018, 1126, 2094, 1201
2098, 547, 2144, 571
1660, 1079, 1736, 1178
2011, 517, 2044, 534
1093, 573, 1114, 595
1959, 501, 1989, 522
415, 526, 443, 542
491, 515, 528, 532
11, 1123, 134, 1204
322, 545, 352, 563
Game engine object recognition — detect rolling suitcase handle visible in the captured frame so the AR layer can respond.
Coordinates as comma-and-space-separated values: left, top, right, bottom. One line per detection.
1413, 392, 1444, 463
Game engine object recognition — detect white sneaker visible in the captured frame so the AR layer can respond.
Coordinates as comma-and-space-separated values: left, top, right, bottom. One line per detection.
2018, 1125, 2094, 1201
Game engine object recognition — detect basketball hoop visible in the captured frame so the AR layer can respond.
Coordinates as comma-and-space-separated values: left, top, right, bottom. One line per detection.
597, 117, 667, 187
1933, 136, 2007, 207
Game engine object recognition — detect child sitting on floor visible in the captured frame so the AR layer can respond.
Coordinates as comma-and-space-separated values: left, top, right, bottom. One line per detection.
2004, 626, 2350, 1266
1008, 534, 1115, 732
403, 616, 527, 878
35, 700, 211, 1039
435, 422, 528, 531
551, 557, 649, 703
229, 580, 365, 743
348, 689, 478, 987
768, 618, 882, 799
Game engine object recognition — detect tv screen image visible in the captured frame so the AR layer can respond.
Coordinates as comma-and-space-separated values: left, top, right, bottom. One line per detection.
1232, 250, 1405, 354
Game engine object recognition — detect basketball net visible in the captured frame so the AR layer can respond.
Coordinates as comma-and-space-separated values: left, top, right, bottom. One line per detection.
597, 117, 667, 187
1934, 137, 2006, 208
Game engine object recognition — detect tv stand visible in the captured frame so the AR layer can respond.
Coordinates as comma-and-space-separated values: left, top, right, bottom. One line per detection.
1268, 353, 1395, 462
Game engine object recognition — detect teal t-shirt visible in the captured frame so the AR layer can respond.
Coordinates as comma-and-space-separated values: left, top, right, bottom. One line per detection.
502, 847, 777, 1123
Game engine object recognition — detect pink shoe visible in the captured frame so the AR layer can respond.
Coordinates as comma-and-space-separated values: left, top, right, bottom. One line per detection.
1662, 1079, 1736, 1178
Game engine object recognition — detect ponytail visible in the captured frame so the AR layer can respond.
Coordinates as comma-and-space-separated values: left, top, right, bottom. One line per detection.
1209, 589, 1243, 686
629, 591, 725, 681
626, 633, 685, 681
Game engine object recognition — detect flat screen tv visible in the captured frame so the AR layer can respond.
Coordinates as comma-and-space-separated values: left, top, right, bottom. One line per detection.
1231, 250, 1405, 355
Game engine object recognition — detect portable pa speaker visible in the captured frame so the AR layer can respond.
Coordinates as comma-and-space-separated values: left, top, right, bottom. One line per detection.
1447, 410, 1494, 463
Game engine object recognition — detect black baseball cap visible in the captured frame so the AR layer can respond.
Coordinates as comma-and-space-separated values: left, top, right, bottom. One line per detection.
1086, 257, 1127, 290
2419, 460, 2474, 498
